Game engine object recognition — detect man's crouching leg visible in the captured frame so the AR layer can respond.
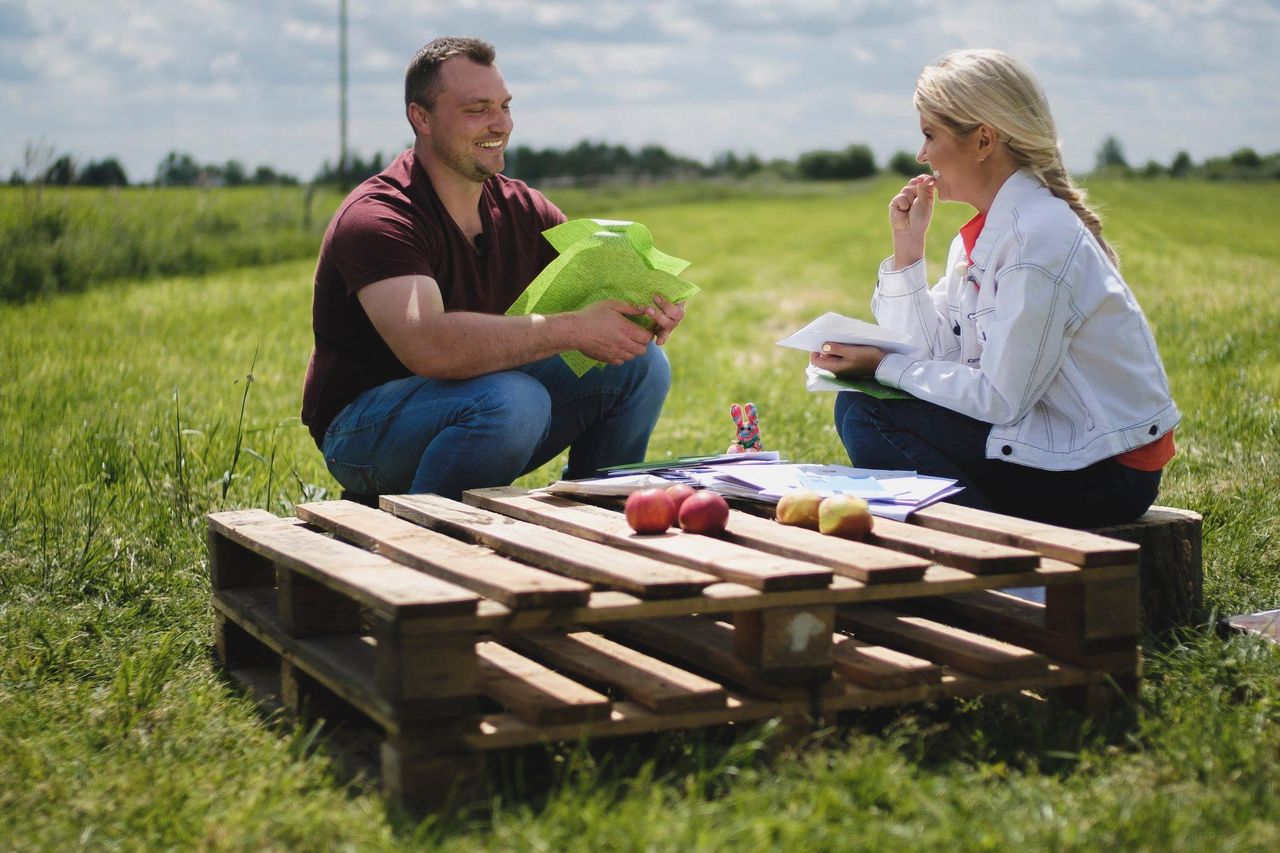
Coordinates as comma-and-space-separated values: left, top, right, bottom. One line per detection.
519, 342, 672, 480
322, 372, 553, 502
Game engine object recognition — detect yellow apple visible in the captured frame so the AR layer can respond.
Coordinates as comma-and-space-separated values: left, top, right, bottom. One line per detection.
818, 494, 874, 540
775, 489, 823, 530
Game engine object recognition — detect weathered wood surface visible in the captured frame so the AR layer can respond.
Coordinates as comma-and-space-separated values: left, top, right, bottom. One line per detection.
1091, 506, 1204, 633
381, 493, 717, 598
464, 487, 833, 592
908, 502, 1140, 567
838, 604, 1049, 678
208, 509, 478, 621
500, 629, 727, 713
296, 500, 592, 608
476, 641, 612, 725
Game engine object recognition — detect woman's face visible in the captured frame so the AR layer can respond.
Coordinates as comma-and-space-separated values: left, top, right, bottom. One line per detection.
916, 113, 981, 204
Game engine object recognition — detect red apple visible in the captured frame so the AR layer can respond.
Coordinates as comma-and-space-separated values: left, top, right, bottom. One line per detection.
665, 484, 697, 512
625, 488, 677, 534
678, 490, 730, 535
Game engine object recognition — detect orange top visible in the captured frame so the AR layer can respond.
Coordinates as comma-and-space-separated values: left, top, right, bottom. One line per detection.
960, 212, 987, 268
1116, 430, 1176, 471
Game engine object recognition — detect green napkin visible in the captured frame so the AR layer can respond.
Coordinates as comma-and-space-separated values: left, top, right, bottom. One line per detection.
507, 219, 700, 376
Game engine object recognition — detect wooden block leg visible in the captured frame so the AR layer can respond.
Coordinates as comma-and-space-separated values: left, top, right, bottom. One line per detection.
208, 529, 275, 589
381, 736, 485, 815
277, 567, 362, 637
1045, 577, 1140, 644
1053, 671, 1140, 715
283, 660, 364, 724
214, 613, 276, 669
734, 605, 834, 684
374, 621, 479, 710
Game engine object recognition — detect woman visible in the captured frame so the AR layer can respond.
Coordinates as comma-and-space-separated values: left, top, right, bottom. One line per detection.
811, 49, 1179, 528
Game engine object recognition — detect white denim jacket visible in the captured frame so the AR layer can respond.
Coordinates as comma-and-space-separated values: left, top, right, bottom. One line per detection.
872, 169, 1180, 471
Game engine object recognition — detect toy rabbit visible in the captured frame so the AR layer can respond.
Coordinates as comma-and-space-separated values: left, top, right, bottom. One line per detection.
727, 403, 764, 454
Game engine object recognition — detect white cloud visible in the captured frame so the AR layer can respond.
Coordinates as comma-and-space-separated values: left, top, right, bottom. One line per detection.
2, 0, 1277, 181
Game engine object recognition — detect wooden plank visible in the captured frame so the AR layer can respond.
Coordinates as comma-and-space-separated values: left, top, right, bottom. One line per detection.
296, 500, 591, 609
722, 510, 931, 584
904, 591, 1141, 671
909, 502, 1140, 567
838, 604, 1049, 678
607, 617, 833, 698
501, 630, 727, 713
464, 487, 832, 592
381, 493, 716, 598
866, 516, 1041, 575
831, 634, 943, 689
207, 510, 478, 621
476, 641, 612, 725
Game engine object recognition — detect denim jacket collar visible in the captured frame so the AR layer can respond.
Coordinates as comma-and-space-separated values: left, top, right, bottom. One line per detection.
967, 169, 1047, 271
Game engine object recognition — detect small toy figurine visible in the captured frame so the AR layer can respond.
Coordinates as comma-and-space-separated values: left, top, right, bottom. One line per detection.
727, 402, 764, 454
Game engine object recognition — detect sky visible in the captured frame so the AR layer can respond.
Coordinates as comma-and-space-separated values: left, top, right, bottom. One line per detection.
3, 0, 1278, 184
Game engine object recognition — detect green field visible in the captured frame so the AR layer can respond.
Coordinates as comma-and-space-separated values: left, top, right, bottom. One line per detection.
2, 177, 1279, 850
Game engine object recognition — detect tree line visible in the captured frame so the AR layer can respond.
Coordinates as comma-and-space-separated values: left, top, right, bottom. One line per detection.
11, 138, 1280, 189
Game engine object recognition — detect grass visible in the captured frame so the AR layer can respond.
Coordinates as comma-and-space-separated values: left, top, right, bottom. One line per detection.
1, 176, 1278, 849
0, 184, 345, 302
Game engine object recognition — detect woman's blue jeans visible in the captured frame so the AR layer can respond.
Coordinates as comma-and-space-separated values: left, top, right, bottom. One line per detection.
322, 343, 670, 500
834, 391, 1161, 529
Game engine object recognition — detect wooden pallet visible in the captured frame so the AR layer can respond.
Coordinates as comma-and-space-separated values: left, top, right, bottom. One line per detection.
207, 487, 1141, 812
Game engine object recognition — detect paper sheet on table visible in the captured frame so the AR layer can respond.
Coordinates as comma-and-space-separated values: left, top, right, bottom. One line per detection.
537, 473, 673, 497
777, 312, 923, 356
507, 219, 700, 376
601, 450, 781, 474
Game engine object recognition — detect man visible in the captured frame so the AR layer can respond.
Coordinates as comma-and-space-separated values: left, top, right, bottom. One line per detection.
301, 37, 684, 500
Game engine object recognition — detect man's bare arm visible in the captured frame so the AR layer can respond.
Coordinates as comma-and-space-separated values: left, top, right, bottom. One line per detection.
358, 274, 659, 380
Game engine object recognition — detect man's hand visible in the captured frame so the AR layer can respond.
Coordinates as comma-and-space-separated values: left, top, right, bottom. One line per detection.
642, 294, 685, 345
572, 299, 656, 365
810, 342, 887, 378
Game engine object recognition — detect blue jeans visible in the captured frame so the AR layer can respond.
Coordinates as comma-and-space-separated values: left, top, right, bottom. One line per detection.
323, 343, 671, 500
834, 392, 1161, 529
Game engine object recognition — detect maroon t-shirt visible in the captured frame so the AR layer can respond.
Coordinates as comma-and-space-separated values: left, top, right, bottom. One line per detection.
301, 149, 566, 447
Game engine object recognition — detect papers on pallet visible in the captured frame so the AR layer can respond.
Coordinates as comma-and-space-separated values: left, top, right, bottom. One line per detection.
540, 456, 962, 520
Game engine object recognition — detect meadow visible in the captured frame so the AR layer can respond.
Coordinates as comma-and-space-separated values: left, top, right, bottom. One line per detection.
1, 176, 1278, 850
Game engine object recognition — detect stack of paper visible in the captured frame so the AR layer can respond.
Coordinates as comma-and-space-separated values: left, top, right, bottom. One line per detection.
539, 455, 961, 521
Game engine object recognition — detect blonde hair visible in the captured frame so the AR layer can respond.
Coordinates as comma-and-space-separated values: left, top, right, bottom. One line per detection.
913, 49, 1117, 266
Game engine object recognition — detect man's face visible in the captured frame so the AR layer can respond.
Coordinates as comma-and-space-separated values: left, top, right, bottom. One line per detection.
422, 57, 512, 183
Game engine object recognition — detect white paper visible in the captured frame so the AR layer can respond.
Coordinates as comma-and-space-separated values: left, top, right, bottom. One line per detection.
777, 312, 923, 356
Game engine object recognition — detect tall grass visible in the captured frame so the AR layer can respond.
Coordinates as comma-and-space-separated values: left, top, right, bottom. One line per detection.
0, 177, 1278, 849
0, 184, 344, 302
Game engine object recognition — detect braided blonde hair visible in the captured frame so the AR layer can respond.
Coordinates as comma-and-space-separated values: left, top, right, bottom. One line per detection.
913, 49, 1118, 266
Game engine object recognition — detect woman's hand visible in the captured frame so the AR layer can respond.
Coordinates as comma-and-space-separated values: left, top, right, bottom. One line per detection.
810, 343, 887, 378
889, 175, 935, 269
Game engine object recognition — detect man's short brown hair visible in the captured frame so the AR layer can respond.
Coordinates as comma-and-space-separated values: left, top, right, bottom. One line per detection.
404, 37, 496, 111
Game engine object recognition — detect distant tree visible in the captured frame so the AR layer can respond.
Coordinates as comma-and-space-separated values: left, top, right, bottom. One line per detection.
1169, 150, 1194, 178
156, 151, 200, 186
43, 154, 77, 185
8, 170, 24, 186
889, 150, 929, 177
1140, 160, 1165, 179
250, 164, 298, 185
223, 160, 247, 187
1095, 135, 1129, 172
1228, 147, 1262, 169
797, 144, 876, 180
78, 157, 128, 187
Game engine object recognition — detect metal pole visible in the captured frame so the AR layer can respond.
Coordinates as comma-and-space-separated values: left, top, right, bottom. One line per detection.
338, 0, 349, 184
